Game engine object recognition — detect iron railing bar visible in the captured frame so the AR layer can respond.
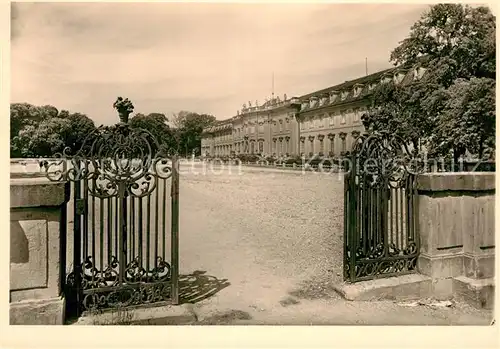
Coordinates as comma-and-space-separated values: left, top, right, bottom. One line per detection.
115, 196, 118, 262
395, 187, 399, 251
349, 154, 357, 283
83, 177, 88, 263
162, 178, 166, 261
383, 178, 389, 257
155, 177, 159, 269
131, 195, 135, 265
343, 170, 349, 281
146, 195, 151, 282
120, 184, 127, 284
390, 188, 394, 250
413, 176, 420, 252
400, 184, 405, 250
91, 179, 96, 288
171, 156, 180, 304
361, 175, 369, 256
138, 197, 143, 283
107, 197, 112, 264
72, 177, 82, 317
99, 197, 104, 282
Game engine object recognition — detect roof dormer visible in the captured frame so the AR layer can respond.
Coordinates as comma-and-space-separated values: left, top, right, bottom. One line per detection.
319, 93, 329, 106
309, 96, 319, 108
340, 90, 349, 100
380, 72, 392, 84
394, 69, 407, 84
301, 100, 309, 111
329, 90, 339, 103
353, 83, 364, 97
413, 65, 427, 80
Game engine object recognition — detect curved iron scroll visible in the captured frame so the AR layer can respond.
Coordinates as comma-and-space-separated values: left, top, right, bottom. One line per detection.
349, 131, 421, 189
45, 124, 173, 196
344, 131, 420, 282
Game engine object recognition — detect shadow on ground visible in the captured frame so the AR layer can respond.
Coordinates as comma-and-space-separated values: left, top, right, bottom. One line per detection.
179, 270, 231, 304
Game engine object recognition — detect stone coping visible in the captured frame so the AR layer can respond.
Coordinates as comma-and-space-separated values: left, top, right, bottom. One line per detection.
416, 173, 495, 192
10, 179, 67, 208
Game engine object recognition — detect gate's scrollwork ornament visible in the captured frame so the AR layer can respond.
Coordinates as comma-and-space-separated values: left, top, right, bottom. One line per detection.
45, 119, 174, 199
350, 131, 422, 189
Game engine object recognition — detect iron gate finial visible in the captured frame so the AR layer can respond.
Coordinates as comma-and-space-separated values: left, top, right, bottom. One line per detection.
113, 97, 134, 124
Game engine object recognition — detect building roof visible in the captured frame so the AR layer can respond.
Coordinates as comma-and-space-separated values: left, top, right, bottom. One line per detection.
298, 67, 396, 101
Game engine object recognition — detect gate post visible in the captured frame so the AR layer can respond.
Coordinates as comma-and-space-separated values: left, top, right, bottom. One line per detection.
170, 156, 180, 304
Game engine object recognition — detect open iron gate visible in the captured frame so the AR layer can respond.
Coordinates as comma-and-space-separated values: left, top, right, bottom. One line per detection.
46, 119, 179, 316
343, 132, 419, 282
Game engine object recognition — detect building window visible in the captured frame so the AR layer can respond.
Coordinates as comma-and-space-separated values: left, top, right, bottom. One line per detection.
319, 139, 324, 154
342, 138, 346, 152
330, 138, 334, 154
259, 124, 264, 133
353, 108, 359, 122
329, 113, 335, 126
341, 112, 346, 124
259, 141, 263, 153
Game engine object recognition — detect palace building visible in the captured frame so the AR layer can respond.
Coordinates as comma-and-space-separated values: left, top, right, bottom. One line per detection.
201, 64, 427, 157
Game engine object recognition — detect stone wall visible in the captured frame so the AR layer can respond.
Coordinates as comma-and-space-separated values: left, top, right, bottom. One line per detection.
10, 178, 68, 324
416, 172, 495, 309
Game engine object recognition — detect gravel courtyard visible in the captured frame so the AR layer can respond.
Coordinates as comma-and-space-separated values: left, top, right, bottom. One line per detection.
179, 163, 344, 305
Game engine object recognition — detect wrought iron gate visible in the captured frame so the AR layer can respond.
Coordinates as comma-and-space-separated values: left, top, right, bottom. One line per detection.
344, 132, 419, 282
46, 118, 179, 315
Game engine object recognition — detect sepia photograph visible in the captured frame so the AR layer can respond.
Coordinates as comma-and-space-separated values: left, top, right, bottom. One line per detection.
8, 1, 496, 328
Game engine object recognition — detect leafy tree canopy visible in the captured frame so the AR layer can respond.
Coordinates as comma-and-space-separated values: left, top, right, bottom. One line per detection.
363, 4, 495, 160
10, 103, 97, 158
171, 111, 216, 156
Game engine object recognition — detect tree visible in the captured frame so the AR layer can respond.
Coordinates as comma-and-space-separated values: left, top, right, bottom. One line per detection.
10, 103, 58, 140
129, 112, 176, 155
432, 77, 495, 160
62, 112, 98, 155
16, 118, 70, 157
10, 103, 97, 157
171, 111, 216, 156
363, 4, 496, 159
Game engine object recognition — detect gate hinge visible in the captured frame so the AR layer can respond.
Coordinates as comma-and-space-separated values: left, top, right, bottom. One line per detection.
75, 199, 86, 215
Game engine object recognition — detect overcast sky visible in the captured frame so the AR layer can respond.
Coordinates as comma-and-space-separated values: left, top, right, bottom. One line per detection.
11, 2, 429, 125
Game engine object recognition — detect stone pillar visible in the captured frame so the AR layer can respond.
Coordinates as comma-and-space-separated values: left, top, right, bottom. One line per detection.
416, 173, 495, 308
10, 179, 68, 324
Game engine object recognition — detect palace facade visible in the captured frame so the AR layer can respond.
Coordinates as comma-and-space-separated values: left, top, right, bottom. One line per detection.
201, 64, 427, 157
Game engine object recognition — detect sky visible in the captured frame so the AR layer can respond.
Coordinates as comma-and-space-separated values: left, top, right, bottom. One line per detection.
11, 2, 430, 125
